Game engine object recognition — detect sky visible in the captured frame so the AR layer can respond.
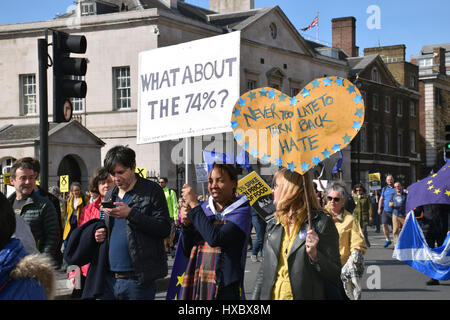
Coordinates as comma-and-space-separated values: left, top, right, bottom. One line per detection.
0, 0, 448, 60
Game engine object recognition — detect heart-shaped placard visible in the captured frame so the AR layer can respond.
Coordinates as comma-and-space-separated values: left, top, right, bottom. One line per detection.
230, 76, 365, 175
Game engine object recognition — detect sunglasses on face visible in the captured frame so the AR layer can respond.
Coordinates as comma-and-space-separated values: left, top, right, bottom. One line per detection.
356, 189, 363, 192
327, 196, 341, 202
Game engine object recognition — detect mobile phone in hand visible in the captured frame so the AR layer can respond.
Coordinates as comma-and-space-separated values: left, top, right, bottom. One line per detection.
101, 201, 115, 209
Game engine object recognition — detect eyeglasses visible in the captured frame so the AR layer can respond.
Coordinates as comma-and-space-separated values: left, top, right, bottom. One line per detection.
327, 196, 341, 202
355, 189, 363, 192
159, 181, 165, 184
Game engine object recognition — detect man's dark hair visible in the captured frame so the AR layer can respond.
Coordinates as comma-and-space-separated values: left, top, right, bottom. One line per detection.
104, 145, 136, 174
160, 177, 168, 183
0, 191, 16, 250
10, 157, 36, 178
88, 167, 111, 194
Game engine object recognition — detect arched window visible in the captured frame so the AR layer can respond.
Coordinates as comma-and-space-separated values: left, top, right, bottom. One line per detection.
371, 67, 380, 83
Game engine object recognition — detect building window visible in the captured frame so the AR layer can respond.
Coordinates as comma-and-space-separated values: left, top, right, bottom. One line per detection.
372, 127, 378, 153
435, 87, 442, 107
269, 23, 277, 39
247, 80, 257, 90
384, 96, 390, 113
20, 74, 37, 115
419, 58, 432, 67
410, 76, 416, 88
371, 67, 380, 83
372, 93, 379, 111
71, 75, 84, 112
384, 130, 390, 154
409, 101, 416, 117
81, 2, 96, 16
397, 99, 403, 117
410, 130, 416, 153
113, 67, 131, 110
397, 132, 403, 156
359, 126, 366, 152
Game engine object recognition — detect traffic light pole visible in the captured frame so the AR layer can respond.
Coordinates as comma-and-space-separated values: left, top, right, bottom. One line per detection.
38, 38, 49, 191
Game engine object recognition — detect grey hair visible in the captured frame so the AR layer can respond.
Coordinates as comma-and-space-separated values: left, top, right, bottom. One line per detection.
326, 182, 348, 204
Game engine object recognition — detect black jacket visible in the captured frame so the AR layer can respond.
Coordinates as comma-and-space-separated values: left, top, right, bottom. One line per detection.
252, 210, 342, 300
64, 218, 108, 299
103, 176, 172, 286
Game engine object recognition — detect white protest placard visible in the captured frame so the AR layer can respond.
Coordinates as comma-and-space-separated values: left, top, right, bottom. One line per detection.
137, 31, 241, 144
194, 163, 209, 183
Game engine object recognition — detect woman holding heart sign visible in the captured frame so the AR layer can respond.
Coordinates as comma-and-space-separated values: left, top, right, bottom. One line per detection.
252, 168, 343, 300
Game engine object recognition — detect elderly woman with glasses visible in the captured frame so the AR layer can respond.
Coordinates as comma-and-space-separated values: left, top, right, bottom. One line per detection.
326, 182, 367, 300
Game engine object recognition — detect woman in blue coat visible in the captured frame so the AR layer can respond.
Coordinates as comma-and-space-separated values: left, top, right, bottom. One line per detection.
0, 191, 54, 300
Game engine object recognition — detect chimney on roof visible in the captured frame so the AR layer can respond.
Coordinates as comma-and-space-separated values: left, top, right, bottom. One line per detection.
162, 0, 177, 9
209, 0, 254, 14
432, 47, 446, 75
332, 17, 358, 57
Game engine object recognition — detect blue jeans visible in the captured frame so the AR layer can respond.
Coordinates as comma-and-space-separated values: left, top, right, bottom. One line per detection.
99, 273, 156, 300
251, 214, 266, 257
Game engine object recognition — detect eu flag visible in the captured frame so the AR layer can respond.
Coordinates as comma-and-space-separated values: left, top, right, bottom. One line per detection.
405, 160, 450, 213
166, 236, 189, 300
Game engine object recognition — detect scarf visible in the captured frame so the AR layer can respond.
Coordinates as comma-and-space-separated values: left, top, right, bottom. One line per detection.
179, 231, 223, 300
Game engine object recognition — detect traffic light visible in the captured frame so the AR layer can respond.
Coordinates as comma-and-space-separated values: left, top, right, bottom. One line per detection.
52, 30, 87, 123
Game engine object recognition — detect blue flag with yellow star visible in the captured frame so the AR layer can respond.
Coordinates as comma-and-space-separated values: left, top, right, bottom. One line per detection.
166, 236, 189, 300
405, 160, 450, 213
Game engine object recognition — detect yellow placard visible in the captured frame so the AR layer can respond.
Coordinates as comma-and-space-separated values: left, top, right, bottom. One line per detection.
237, 171, 272, 206
60, 175, 69, 193
135, 167, 147, 178
369, 173, 381, 182
3, 173, 10, 186
231, 76, 364, 175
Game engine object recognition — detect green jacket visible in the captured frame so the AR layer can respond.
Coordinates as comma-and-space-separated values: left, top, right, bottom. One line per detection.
352, 194, 372, 227
8, 191, 60, 259
162, 187, 178, 220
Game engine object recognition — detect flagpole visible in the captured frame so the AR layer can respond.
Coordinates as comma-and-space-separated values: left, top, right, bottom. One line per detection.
185, 137, 190, 185
316, 12, 319, 42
